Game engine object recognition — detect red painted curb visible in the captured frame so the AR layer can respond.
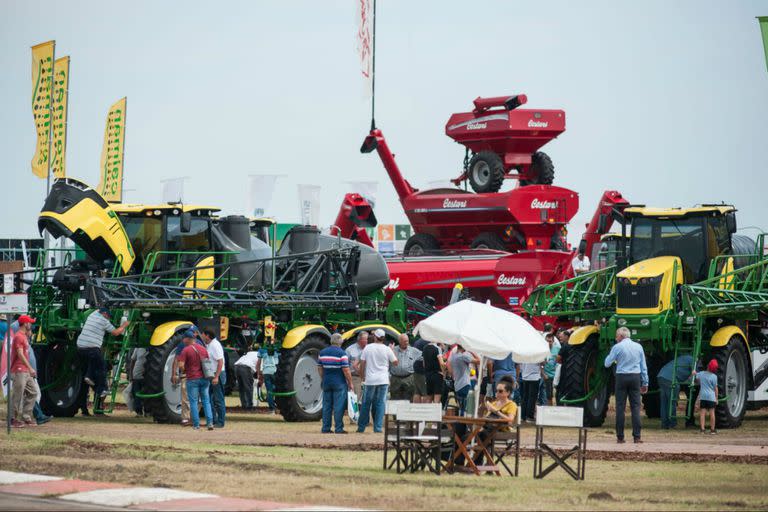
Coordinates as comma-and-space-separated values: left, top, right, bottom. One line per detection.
131, 496, 303, 511
0, 479, 125, 496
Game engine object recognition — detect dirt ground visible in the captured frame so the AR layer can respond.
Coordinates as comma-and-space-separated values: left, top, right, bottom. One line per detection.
1, 400, 767, 510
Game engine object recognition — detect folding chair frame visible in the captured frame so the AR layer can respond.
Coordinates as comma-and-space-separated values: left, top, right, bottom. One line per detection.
533, 426, 587, 480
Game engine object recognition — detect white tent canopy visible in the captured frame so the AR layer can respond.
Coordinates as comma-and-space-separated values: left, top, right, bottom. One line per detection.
413, 299, 550, 363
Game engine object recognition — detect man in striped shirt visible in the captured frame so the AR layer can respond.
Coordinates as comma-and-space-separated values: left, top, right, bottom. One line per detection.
76, 308, 129, 410
317, 333, 353, 434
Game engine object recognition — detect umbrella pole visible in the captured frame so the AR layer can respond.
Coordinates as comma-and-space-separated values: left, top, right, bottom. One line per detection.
473, 356, 484, 418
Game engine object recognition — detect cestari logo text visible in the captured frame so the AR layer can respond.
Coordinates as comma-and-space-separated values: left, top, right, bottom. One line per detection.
443, 198, 468, 208
528, 119, 549, 128
531, 198, 558, 209
498, 274, 526, 286
466, 122, 487, 130
385, 277, 400, 290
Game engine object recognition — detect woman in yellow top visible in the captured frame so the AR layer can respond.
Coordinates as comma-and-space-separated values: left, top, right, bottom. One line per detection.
485, 376, 518, 429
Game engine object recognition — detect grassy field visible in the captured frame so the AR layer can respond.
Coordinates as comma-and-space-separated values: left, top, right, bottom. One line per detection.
1, 411, 767, 510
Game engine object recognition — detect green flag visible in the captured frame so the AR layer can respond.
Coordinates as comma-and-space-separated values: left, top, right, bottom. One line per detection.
759, 17, 768, 72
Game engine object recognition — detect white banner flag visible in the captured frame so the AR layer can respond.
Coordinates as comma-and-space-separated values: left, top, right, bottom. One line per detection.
161, 177, 188, 203
345, 180, 378, 207
248, 175, 280, 217
298, 184, 321, 226
356, 0, 373, 98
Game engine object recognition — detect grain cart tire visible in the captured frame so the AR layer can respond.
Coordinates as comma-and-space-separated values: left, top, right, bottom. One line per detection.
37, 342, 87, 417
560, 335, 609, 427
274, 334, 327, 422
143, 332, 184, 424
642, 354, 665, 419
714, 336, 749, 428
520, 151, 555, 186
468, 151, 505, 193
470, 232, 506, 251
404, 233, 440, 256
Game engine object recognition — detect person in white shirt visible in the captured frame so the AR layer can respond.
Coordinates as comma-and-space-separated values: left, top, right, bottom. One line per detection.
235, 348, 259, 410
356, 329, 398, 433
571, 249, 591, 275
201, 329, 227, 428
345, 330, 368, 405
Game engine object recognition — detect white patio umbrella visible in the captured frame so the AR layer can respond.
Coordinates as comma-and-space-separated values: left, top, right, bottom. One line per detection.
413, 299, 550, 417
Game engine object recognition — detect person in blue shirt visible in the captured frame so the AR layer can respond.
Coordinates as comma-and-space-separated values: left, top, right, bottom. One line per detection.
657, 355, 695, 429
257, 339, 280, 413
695, 359, 720, 434
317, 334, 353, 433
604, 327, 649, 444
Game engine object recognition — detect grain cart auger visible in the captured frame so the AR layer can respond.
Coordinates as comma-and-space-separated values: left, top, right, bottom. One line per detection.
31, 178, 430, 423
523, 205, 768, 428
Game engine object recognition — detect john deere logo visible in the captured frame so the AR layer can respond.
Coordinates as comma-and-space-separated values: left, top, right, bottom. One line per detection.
443, 199, 467, 208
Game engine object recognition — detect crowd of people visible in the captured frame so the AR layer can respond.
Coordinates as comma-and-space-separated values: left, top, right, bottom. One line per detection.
3, 308, 721, 439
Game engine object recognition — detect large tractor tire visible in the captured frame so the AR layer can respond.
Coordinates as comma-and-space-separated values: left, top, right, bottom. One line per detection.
713, 336, 749, 429
404, 233, 440, 256
37, 342, 87, 417
274, 334, 328, 422
470, 232, 506, 251
520, 151, 555, 186
143, 332, 184, 424
468, 151, 505, 193
642, 353, 665, 419
559, 335, 610, 427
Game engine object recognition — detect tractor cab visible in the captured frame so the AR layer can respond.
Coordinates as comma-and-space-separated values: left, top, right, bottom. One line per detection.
615, 206, 739, 315
114, 203, 219, 274
590, 233, 626, 271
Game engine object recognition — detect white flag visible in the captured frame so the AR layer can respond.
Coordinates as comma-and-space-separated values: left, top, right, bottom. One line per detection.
248, 175, 280, 217
345, 180, 378, 207
161, 177, 187, 203
356, 0, 373, 98
297, 184, 321, 226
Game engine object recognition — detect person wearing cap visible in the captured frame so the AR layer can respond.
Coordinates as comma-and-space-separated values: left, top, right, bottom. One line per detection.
172, 325, 205, 426
257, 338, 280, 414
76, 307, 129, 410
317, 333, 353, 433
695, 360, 720, 434
172, 329, 214, 430
9, 315, 38, 427
356, 328, 398, 433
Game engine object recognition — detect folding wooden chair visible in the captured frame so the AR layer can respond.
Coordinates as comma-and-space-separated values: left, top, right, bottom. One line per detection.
383, 400, 411, 471
533, 406, 587, 481
398, 403, 449, 475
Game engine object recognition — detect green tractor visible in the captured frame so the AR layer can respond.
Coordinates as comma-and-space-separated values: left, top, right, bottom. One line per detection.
524, 205, 768, 428
31, 178, 424, 422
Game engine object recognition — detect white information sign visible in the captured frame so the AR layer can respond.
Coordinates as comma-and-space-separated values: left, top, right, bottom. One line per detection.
0, 294, 28, 314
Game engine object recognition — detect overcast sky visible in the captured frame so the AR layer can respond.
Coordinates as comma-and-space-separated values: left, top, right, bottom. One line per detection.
1, 0, 767, 244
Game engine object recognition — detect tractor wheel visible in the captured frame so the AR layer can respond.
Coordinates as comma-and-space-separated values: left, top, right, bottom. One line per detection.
714, 336, 749, 428
143, 332, 184, 424
520, 151, 555, 186
470, 232, 506, 251
468, 151, 505, 193
642, 353, 665, 419
37, 342, 87, 417
274, 334, 328, 422
559, 335, 609, 427
404, 233, 440, 256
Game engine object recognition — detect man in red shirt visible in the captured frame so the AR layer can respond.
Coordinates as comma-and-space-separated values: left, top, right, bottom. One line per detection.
10, 315, 38, 428
172, 330, 214, 430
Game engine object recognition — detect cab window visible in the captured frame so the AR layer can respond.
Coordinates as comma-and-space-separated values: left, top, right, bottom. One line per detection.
166, 217, 211, 253
121, 216, 162, 272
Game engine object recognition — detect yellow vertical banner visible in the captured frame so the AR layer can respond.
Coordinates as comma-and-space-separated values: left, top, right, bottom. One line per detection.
97, 97, 127, 202
50, 56, 70, 179
30, 41, 55, 179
